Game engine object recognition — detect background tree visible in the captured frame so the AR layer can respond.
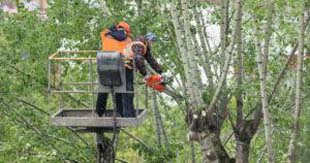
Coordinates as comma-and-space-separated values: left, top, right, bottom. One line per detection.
0, 0, 309, 162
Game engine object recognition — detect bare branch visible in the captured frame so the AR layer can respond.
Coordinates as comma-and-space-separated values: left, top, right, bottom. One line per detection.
207, 0, 241, 114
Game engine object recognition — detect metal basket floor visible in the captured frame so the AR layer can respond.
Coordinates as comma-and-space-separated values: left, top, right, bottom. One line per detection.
51, 109, 147, 129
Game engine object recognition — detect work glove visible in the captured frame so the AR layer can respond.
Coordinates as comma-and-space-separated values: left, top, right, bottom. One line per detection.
160, 72, 173, 84
143, 74, 151, 83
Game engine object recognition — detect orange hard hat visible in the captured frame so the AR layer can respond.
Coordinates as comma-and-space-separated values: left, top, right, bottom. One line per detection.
117, 21, 131, 34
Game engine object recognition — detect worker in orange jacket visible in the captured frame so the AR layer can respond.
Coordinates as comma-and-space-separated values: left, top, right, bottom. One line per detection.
96, 21, 134, 117
97, 22, 165, 117
100, 21, 132, 52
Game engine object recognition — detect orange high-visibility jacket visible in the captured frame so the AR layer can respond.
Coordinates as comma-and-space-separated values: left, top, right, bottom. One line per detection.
100, 29, 132, 53
121, 41, 147, 70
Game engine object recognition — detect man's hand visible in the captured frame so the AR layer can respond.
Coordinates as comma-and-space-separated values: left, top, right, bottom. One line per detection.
160, 72, 172, 84
144, 74, 166, 92
143, 74, 151, 83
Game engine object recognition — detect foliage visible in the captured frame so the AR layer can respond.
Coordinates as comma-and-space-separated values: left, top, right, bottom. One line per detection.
0, 0, 309, 162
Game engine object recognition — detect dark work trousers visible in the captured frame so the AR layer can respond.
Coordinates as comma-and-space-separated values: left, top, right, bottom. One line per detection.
96, 69, 135, 117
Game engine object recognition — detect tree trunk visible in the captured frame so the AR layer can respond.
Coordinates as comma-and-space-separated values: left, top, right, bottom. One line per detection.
207, 0, 239, 114
254, 2, 275, 162
191, 28, 205, 92
200, 136, 218, 163
219, 0, 229, 75
96, 133, 114, 163
198, 6, 214, 55
235, 0, 243, 126
180, 0, 204, 108
136, 0, 144, 16
235, 140, 250, 163
152, 90, 162, 144
152, 91, 169, 146
233, 1, 250, 162
192, 2, 214, 87
199, 134, 233, 163
170, 1, 195, 107
190, 142, 196, 163
255, 34, 275, 163
287, 1, 305, 162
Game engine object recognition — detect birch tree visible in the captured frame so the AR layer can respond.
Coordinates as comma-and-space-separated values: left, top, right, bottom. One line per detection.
2, 0, 310, 162
287, 1, 306, 162
254, 2, 275, 162
230, 0, 254, 162
192, 0, 214, 87
170, 0, 241, 162
152, 91, 169, 146
181, 0, 205, 109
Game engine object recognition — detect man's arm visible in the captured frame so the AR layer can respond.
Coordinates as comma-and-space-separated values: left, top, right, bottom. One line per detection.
144, 47, 163, 74
132, 44, 148, 76
106, 26, 127, 41
134, 54, 147, 76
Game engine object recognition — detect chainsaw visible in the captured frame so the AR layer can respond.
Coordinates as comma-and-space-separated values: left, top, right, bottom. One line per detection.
144, 74, 183, 100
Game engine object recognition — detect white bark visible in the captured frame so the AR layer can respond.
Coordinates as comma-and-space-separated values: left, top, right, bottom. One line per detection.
207, 0, 239, 113
262, 2, 273, 79
170, 1, 196, 107
219, 0, 229, 75
198, 6, 214, 55
287, 1, 305, 162
256, 35, 274, 163
181, 0, 204, 108
192, 2, 214, 87
191, 30, 205, 92
254, 2, 275, 162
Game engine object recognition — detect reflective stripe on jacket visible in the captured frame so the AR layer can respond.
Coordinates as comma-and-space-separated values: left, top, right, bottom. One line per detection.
122, 41, 147, 59
121, 41, 147, 70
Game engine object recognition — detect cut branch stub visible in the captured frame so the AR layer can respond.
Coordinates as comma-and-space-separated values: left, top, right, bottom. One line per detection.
186, 109, 220, 142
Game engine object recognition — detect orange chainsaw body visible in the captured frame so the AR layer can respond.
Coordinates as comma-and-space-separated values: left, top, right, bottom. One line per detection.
145, 75, 165, 92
